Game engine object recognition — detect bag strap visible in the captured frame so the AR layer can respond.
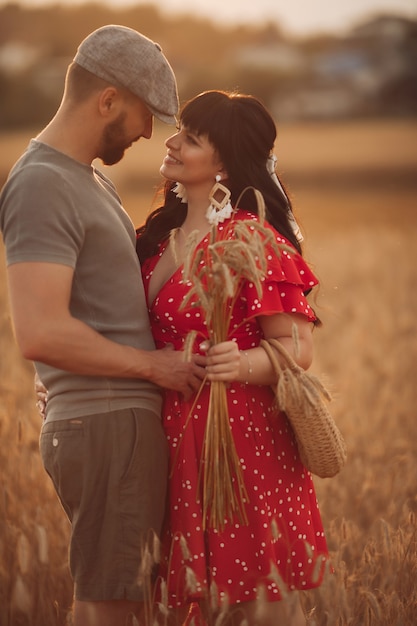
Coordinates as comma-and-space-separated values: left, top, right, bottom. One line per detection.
260, 337, 332, 411
234, 186, 266, 222
260, 337, 303, 375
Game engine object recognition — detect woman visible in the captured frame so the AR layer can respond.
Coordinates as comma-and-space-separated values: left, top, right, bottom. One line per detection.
136, 90, 329, 626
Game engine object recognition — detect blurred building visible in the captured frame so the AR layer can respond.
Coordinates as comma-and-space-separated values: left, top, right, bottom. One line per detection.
0, 8, 416, 128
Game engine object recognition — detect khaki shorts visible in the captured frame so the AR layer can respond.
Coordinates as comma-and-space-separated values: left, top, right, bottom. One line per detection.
40, 407, 168, 602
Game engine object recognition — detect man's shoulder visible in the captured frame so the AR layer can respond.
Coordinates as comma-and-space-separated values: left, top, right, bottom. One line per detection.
5, 141, 63, 185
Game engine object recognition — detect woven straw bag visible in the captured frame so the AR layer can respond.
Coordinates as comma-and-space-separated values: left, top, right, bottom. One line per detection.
260, 337, 347, 478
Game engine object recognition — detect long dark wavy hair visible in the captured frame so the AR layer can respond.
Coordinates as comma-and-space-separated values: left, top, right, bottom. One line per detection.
136, 90, 302, 263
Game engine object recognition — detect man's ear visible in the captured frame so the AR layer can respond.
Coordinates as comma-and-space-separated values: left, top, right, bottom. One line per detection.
98, 87, 119, 117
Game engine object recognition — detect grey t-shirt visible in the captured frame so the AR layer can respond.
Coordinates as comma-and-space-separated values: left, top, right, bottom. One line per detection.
0, 140, 161, 422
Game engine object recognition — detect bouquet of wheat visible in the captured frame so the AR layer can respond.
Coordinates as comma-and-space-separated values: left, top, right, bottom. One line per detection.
176, 188, 280, 531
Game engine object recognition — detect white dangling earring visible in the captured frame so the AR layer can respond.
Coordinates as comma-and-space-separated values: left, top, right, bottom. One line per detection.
206, 174, 233, 226
173, 182, 187, 203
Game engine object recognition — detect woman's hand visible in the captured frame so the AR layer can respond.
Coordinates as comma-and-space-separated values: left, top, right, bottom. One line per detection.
202, 340, 242, 382
34, 373, 48, 420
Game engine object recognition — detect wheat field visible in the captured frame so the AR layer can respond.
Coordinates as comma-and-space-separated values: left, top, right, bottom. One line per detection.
1, 120, 417, 625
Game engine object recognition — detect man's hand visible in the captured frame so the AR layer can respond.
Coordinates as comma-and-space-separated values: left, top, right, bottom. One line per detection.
149, 345, 207, 400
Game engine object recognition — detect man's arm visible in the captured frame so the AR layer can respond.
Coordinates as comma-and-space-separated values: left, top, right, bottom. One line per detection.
8, 262, 205, 396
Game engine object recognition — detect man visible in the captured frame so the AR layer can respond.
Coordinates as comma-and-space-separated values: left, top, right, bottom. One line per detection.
0, 25, 205, 626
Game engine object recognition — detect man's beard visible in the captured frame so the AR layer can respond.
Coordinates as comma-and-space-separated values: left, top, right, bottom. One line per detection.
99, 112, 131, 166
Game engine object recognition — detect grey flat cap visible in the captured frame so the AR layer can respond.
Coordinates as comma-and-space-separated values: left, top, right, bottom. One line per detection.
74, 25, 178, 124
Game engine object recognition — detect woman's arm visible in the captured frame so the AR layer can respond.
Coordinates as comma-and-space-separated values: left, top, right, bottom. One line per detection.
205, 312, 314, 385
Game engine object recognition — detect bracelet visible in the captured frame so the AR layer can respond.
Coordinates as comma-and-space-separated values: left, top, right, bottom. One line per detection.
243, 351, 253, 385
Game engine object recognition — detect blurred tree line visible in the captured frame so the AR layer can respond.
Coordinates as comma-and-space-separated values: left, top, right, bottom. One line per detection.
0, 2, 416, 129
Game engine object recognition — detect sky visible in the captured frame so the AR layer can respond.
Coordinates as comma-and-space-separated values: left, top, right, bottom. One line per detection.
3, 0, 417, 36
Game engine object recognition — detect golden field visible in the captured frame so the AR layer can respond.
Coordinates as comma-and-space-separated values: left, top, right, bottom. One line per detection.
1, 119, 417, 625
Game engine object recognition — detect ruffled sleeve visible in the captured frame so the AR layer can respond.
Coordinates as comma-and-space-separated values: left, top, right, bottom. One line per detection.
238, 214, 319, 322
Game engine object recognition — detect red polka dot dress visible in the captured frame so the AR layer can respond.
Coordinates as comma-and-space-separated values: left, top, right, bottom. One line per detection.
141, 210, 329, 609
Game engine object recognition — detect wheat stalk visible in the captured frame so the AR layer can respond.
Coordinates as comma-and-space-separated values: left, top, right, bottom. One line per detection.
180, 188, 282, 531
